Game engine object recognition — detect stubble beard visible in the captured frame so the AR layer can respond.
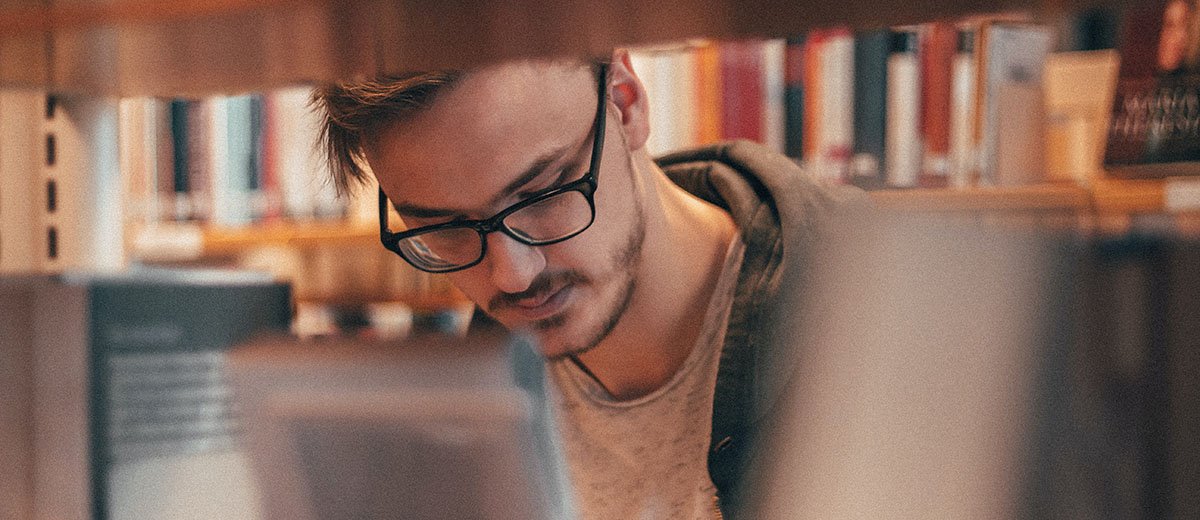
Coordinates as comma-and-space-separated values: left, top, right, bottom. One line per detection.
538, 198, 645, 361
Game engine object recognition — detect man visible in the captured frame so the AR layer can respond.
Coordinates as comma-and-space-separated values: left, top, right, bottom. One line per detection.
314, 49, 861, 518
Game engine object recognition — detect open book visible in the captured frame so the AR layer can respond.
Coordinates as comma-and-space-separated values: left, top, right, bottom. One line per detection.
228, 331, 575, 520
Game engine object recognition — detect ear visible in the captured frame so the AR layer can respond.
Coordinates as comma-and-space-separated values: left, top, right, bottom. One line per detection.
607, 48, 651, 152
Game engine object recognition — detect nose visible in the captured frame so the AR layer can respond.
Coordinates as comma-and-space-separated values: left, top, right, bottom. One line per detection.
485, 232, 546, 294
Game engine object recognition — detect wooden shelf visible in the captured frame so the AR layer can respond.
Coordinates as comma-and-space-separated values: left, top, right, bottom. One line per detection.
1090, 179, 1168, 214
1, 0, 1118, 96
202, 220, 376, 254
868, 184, 1091, 212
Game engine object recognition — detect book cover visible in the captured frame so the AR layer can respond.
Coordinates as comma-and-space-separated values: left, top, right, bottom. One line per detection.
1104, 0, 1200, 177
229, 331, 574, 520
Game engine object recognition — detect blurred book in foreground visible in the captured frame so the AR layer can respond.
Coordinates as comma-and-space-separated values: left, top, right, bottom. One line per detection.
228, 330, 574, 520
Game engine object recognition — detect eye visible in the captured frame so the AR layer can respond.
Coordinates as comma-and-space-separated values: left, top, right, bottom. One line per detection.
517, 164, 577, 199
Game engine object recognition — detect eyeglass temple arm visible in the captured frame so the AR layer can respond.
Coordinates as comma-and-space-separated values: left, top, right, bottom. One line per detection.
590, 63, 608, 181
379, 187, 391, 240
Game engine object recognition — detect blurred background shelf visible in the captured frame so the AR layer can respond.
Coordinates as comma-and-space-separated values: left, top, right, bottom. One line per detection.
0, 0, 1123, 96
869, 183, 1091, 212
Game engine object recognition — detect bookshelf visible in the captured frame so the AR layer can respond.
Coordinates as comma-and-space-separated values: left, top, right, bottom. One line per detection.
1, 0, 1191, 307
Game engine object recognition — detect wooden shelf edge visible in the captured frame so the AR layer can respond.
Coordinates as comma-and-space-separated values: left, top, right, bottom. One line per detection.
868, 184, 1091, 212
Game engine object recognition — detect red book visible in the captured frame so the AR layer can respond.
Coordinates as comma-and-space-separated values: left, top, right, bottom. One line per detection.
719, 40, 765, 143
921, 22, 957, 188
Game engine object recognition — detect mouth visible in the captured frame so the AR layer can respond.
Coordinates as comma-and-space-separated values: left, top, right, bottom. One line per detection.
506, 284, 574, 323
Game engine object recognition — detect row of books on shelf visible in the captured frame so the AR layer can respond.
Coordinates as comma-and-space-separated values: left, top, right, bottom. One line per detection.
118, 87, 373, 229
631, 15, 1070, 190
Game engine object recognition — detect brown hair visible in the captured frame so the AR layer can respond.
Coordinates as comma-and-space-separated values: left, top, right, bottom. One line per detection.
312, 70, 464, 197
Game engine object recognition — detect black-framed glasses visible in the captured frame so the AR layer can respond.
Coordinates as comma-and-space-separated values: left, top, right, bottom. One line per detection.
379, 63, 609, 273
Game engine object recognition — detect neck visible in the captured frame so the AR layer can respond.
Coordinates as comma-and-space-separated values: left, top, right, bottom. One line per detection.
574, 151, 736, 400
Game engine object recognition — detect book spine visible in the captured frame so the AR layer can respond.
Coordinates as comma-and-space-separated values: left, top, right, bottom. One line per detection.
694, 40, 724, 146
886, 30, 923, 188
784, 36, 806, 161
628, 49, 664, 155
761, 38, 788, 155
169, 99, 191, 222
719, 39, 765, 143
117, 98, 160, 229
187, 99, 214, 222
802, 30, 825, 168
949, 28, 978, 188
852, 29, 891, 189
818, 29, 855, 184
920, 22, 957, 188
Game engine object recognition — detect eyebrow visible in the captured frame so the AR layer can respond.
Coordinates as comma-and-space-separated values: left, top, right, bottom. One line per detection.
392, 144, 574, 220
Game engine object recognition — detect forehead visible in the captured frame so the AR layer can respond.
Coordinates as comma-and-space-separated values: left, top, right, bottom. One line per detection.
367, 61, 597, 211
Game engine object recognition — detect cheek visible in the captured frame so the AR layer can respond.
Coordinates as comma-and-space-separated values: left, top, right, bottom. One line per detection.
445, 269, 496, 304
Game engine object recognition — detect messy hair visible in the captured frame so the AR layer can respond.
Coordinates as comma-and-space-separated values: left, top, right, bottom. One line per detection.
312, 70, 464, 197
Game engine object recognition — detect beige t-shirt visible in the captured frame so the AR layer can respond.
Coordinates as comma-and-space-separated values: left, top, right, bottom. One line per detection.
546, 236, 745, 520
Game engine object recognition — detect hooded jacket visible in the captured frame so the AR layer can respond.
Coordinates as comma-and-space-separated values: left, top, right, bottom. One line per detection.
657, 140, 866, 518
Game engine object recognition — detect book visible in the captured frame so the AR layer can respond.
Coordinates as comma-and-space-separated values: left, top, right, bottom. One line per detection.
45, 96, 127, 272
851, 29, 891, 189
950, 28, 979, 187
975, 23, 1054, 186
761, 39, 788, 155
886, 30, 922, 188
719, 39, 766, 144
1104, 0, 1200, 178
920, 21, 958, 188
266, 86, 342, 220
694, 40, 724, 146
1, 269, 292, 520
629, 44, 699, 157
784, 35, 806, 161
816, 29, 855, 183
228, 330, 575, 520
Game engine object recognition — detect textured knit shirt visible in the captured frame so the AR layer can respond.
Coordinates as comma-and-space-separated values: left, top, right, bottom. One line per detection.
546, 236, 745, 520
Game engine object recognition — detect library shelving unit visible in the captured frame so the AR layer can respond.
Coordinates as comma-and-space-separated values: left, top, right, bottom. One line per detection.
2, 0, 1193, 304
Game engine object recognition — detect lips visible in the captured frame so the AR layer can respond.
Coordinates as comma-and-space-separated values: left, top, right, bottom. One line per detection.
506, 284, 573, 322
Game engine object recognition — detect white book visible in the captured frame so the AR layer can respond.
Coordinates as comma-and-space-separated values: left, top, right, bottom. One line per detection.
819, 32, 855, 183
977, 24, 1054, 186
117, 97, 161, 229
629, 48, 670, 156
269, 86, 340, 220
887, 32, 923, 188
761, 39, 788, 156
46, 96, 125, 273
949, 36, 978, 188
0, 90, 45, 274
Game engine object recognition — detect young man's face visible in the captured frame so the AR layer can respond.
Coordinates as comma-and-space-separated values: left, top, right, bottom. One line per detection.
365, 62, 645, 359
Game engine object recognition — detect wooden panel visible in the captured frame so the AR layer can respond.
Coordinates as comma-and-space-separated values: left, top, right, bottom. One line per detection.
0, 0, 1126, 96
869, 184, 1091, 212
